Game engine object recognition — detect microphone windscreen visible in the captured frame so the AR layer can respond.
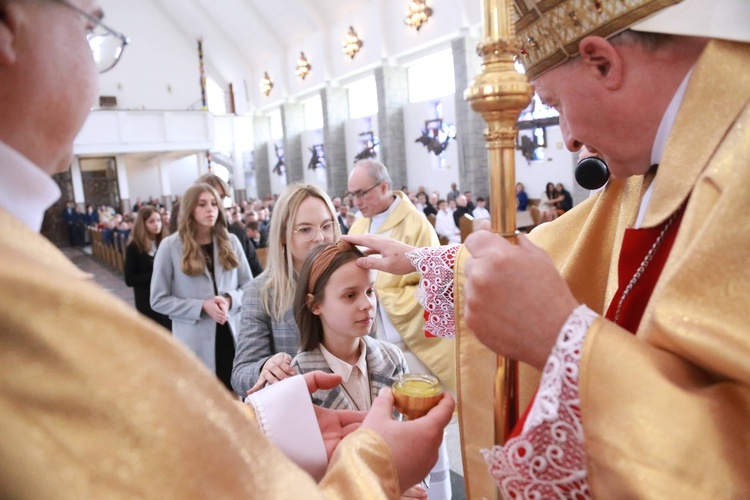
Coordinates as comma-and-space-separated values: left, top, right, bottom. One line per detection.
575, 157, 610, 190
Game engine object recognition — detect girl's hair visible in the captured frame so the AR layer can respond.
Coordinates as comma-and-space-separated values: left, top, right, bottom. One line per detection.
260, 183, 341, 320
128, 205, 163, 254
294, 241, 366, 352
545, 182, 557, 199
178, 183, 239, 276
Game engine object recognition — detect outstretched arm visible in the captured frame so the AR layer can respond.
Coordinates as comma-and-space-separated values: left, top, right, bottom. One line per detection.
341, 234, 419, 275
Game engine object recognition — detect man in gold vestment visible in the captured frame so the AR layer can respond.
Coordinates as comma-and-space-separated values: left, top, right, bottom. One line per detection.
348, 159, 454, 499
0, 0, 454, 497
348, 159, 455, 393
346, 0, 750, 496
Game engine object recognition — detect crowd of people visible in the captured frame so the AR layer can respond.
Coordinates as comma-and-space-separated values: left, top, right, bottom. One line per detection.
107, 166, 491, 498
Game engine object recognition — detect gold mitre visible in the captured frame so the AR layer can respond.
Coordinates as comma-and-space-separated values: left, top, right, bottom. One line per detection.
514, 0, 750, 79
513, 0, 683, 79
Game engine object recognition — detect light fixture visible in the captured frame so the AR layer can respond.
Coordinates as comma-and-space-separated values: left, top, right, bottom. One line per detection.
342, 26, 363, 59
404, 0, 433, 31
295, 52, 311, 80
259, 71, 273, 96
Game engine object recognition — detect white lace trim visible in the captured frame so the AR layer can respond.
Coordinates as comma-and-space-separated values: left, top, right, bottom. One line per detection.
406, 245, 460, 338
482, 305, 598, 499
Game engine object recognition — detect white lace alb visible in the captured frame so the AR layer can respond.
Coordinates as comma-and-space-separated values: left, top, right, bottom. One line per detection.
483, 305, 597, 499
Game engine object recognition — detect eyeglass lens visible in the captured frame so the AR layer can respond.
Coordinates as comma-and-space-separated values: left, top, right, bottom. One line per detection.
296, 223, 335, 241
88, 31, 127, 73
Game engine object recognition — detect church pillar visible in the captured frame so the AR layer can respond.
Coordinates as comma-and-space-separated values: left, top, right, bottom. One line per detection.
321, 86, 350, 198
281, 102, 305, 184
374, 65, 409, 187
253, 115, 272, 199
452, 34, 490, 199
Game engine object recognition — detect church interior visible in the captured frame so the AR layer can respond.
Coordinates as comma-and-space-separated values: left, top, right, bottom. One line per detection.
42, 2, 590, 498
43, 0, 585, 246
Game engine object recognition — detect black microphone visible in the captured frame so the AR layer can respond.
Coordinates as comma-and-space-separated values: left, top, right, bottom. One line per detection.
575, 157, 610, 190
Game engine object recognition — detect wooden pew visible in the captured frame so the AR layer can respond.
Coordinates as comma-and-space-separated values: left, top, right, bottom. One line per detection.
426, 213, 449, 245
459, 213, 475, 243
256, 247, 268, 268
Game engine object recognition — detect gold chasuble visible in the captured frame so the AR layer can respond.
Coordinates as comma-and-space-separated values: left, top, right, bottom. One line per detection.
0, 210, 400, 498
349, 191, 456, 393
456, 39, 750, 497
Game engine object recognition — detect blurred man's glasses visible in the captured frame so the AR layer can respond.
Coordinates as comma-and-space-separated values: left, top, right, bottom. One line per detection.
55, 0, 130, 73
293, 221, 336, 242
348, 182, 381, 200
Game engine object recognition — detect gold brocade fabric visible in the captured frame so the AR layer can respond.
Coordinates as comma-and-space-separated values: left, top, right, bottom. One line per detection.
512, 0, 682, 79
453, 246, 541, 500
0, 210, 399, 498
349, 191, 456, 393
452, 40, 750, 497
530, 39, 750, 497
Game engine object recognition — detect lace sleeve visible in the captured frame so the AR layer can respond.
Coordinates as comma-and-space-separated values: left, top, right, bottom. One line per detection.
482, 305, 599, 499
406, 245, 461, 339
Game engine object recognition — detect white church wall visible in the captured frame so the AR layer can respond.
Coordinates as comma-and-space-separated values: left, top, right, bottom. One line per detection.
124, 157, 162, 204
328, 3, 383, 80
98, 0, 204, 111
286, 32, 327, 96
514, 125, 577, 202
267, 141, 289, 197
301, 130, 328, 191
344, 115, 380, 176
383, 0, 473, 60
168, 155, 202, 199
403, 96, 460, 195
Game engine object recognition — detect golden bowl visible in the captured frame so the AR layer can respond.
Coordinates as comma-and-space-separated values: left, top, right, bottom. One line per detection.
391, 374, 443, 420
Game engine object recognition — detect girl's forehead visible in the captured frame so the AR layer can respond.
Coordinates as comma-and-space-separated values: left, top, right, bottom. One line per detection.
328, 260, 369, 283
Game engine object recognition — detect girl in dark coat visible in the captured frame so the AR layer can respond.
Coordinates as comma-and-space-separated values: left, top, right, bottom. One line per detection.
124, 206, 171, 330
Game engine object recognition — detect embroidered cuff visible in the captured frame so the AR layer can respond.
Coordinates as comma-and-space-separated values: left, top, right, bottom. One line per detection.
406, 245, 460, 338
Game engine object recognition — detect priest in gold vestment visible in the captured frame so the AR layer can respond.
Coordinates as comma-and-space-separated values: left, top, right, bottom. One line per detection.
345, 0, 750, 497
0, 0, 455, 497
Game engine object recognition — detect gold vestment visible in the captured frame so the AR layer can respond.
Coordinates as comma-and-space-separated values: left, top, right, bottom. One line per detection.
460, 39, 750, 497
0, 209, 400, 498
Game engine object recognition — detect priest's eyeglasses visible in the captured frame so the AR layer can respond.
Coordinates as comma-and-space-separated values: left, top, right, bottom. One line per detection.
349, 182, 382, 200
293, 221, 337, 241
55, 0, 130, 73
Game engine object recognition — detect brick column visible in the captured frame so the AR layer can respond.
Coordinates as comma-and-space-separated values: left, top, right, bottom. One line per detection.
374, 65, 409, 187
452, 35, 491, 199
282, 102, 305, 184
321, 87, 350, 198
253, 115, 272, 199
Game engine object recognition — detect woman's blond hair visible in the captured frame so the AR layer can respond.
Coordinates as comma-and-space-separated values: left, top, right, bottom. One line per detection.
261, 183, 340, 320
128, 205, 163, 254
178, 183, 239, 276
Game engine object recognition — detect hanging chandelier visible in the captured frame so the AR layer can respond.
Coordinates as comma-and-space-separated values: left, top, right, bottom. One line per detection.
404, 0, 433, 31
342, 26, 363, 59
259, 71, 273, 96
295, 52, 312, 80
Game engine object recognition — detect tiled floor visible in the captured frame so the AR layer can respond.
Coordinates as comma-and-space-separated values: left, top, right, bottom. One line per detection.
63, 246, 134, 306
63, 246, 467, 499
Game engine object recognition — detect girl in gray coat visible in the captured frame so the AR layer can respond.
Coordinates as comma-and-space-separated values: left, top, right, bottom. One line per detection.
151, 183, 251, 391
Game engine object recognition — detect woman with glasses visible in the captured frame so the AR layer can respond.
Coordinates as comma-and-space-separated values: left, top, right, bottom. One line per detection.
232, 183, 341, 395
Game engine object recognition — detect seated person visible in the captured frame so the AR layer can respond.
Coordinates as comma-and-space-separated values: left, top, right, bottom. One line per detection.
516, 183, 529, 211
435, 200, 460, 244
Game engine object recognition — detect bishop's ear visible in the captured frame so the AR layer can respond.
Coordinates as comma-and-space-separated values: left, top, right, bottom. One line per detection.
578, 35, 623, 90
0, 1, 20, 66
